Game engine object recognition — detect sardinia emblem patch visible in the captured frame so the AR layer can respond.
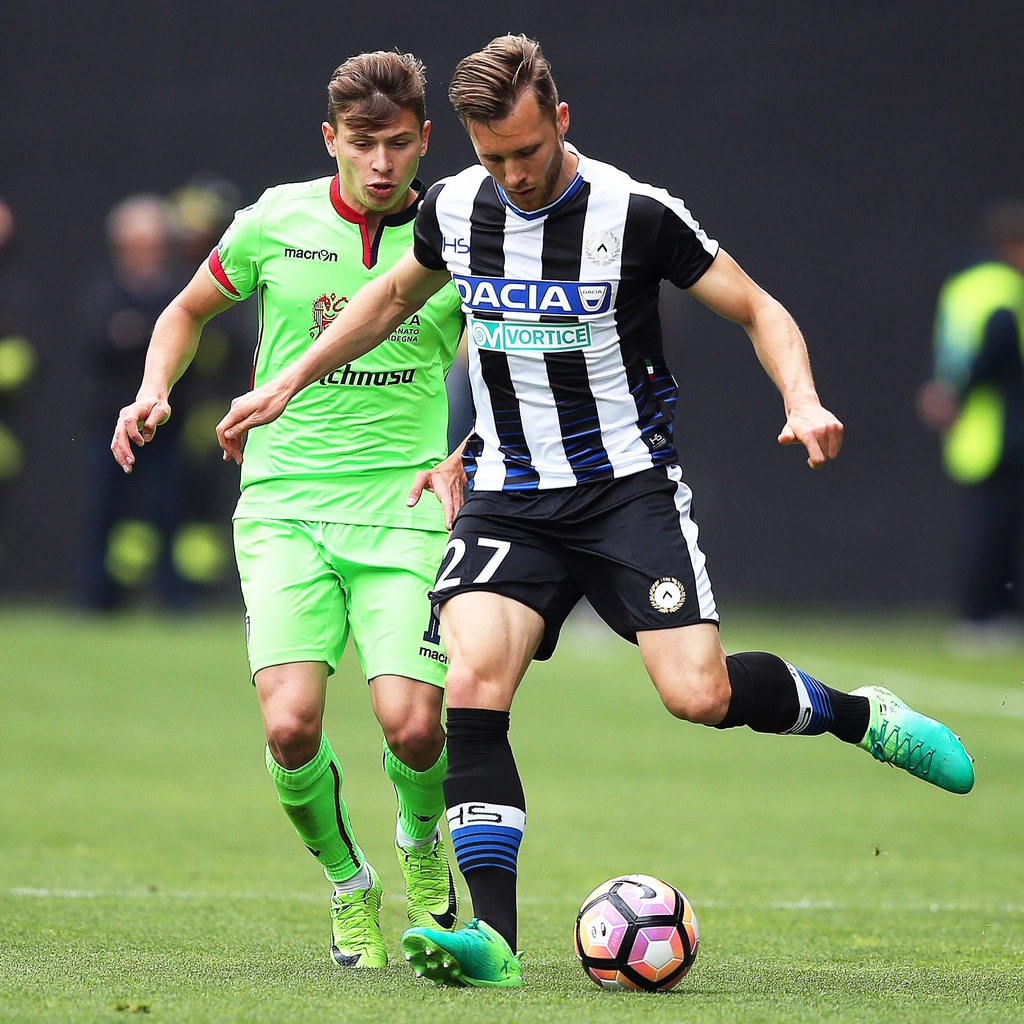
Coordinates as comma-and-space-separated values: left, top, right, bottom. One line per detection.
649, 577, 686, 613
310, 292, 348, 339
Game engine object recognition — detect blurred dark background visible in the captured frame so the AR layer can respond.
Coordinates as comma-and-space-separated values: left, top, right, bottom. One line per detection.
2, 0, 1022, 609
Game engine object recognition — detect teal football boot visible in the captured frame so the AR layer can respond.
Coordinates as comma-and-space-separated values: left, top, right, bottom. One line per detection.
852, 685, 974, 794
402, 918, 523, 988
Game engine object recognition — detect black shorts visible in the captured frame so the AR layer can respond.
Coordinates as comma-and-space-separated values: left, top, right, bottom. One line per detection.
430, 465, 720, 660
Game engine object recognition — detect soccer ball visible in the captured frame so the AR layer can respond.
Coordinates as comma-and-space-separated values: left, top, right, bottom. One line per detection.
573, 874, 699, 992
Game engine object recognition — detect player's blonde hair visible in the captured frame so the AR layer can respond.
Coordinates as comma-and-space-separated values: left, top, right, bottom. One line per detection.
448, 35, 559, 126
327, 51, 427, 130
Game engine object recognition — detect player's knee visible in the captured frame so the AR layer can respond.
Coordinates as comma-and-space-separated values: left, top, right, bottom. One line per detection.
657, 670, 730, 725
443, 662, 506, 709
382, 715, 444, 763
264, 711, 321, 769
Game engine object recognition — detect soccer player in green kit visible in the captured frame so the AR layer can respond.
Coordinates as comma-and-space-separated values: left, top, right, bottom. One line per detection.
110, 52, 465, 969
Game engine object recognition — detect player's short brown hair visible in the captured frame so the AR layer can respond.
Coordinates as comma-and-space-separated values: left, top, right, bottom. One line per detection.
448, 35, 558, 126
327, 51, 426, 131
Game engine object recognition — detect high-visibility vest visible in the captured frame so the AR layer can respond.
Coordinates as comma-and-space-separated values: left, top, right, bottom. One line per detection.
933, 261, 1024, 483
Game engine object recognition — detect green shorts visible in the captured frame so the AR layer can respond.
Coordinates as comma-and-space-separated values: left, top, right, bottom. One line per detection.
233, 517, 448, 685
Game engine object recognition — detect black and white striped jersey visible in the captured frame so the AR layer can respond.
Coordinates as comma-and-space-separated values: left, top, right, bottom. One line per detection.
414, 144, 719, 492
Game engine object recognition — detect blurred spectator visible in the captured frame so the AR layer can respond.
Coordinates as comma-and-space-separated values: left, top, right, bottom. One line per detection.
168, 172, 244, 269
0, 198, 38, 567
166, 174, 253, 590
77, 193, 191, 610
918, 199, 1024, 648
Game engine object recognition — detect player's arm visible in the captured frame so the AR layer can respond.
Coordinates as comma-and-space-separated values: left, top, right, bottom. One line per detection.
111, 267, 235, 473
216, 249, 450, 464
688, 248, 843, 469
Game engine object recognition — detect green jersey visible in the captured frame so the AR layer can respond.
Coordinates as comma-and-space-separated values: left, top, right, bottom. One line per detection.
207, 175, 463, 530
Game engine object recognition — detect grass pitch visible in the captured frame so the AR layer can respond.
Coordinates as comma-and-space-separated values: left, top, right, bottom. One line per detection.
2, 605, 1022, 1022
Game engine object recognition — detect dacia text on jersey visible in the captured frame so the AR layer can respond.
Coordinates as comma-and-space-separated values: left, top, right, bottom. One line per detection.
455, 276, 612, 352
453, 275, 612, 317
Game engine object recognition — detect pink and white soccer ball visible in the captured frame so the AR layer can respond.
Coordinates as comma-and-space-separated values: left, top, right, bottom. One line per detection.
574, 873, 699, 992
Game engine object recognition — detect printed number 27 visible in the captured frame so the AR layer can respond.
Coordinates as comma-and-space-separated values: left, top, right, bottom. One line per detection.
435, 537, 511, 590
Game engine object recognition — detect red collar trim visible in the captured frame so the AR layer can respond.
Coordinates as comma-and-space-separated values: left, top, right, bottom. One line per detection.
328, 175, 423, 268
328, 174, 423, 228
329, 174, 365, 224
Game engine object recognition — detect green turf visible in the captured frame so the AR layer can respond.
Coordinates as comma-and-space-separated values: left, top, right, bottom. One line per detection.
2, 606, 1022, 1022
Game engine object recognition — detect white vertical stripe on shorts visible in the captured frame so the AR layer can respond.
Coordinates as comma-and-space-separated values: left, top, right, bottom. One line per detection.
664, 464, 719, 621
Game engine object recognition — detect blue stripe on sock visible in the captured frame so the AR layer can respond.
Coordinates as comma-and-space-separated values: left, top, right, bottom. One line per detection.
795, 668, 833, 735
451, 823, 522, 874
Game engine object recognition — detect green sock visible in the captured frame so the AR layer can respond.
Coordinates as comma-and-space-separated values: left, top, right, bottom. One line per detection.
383, 740, 447, 844
266, 734, 364, 883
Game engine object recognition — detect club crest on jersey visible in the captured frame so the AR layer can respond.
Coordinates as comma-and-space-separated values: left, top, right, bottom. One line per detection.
453, 275, 612, 316
470, 318, 593, 352
311, 294, 421, 343
583, 229, 622, 267
310, 292, 348, 339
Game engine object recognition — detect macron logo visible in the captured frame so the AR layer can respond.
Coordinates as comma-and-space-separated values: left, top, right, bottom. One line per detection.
285, 247, 338, 262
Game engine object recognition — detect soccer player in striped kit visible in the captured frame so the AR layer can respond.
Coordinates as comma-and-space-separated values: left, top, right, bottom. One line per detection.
217, 35, 976, 988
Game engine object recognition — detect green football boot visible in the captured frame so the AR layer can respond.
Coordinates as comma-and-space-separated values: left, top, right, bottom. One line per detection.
329, 864, 387, 968
396, 835, 460, 931
402, 918, 523, 988
852, 685, 975, 794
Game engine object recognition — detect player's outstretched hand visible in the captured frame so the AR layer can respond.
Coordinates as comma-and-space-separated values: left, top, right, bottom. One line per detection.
111, 397, 172, 474
407, 444, 468, 530
778, 402, 844, 469
216, 382, 291, 465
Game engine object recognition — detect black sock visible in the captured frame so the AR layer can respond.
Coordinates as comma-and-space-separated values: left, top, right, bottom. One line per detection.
444, 707, 524, 949
716, 651, 869, 743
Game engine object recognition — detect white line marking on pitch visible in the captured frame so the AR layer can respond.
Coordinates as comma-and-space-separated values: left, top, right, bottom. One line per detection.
8, 888, 1024, 915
